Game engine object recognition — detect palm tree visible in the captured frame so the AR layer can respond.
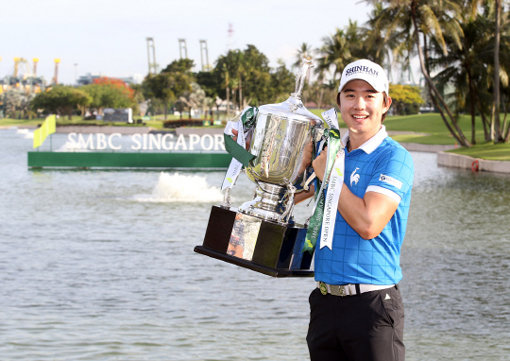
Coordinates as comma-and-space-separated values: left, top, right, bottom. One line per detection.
216, 50, 243, 112
215, 45, 274, 109
365, 2, 412, 83
316, 21, 388, 109
495, 0, 510, 142
428, 1, 488, 144
343, 20, 377, 61
501, 3, 510, 142
418, 0, 510, 144
493, 0, 503, 142
366, 0, 471, 147
316, 28, 353, 84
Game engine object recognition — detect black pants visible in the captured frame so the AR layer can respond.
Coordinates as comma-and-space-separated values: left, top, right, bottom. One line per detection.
306, 285, 405, 361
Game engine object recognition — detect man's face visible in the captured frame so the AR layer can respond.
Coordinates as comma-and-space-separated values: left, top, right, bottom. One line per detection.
338, 79, 391, 141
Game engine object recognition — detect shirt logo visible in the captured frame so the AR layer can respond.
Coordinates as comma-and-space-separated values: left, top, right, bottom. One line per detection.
350, 167, 360, 186
379, 174, 403, 189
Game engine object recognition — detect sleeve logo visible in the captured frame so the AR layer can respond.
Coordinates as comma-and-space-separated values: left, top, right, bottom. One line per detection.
379, 174, 402, 189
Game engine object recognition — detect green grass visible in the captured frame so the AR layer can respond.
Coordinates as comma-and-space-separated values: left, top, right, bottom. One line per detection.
311, 110, 470, 139
309, 110, 510, 160
389, 133, 457, 145
445, 142, 510, 161
384, 113, 480, 132
383, 113, 489, 144
310, 110, 474, 145
143, 120, 164, 129
0, 117, 43, 127
385, 114, 510, 160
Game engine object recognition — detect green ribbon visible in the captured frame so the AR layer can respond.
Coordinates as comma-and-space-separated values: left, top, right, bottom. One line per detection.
303, 128, 342, 254
224, 135, 255, 167
241, 106, 258, 129
223, 107, 258, 167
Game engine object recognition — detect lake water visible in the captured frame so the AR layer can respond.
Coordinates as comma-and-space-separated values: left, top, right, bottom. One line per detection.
1, 128, 509, 361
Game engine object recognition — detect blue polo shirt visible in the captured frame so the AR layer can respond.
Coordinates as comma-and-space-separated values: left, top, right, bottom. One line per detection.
314, 126, 414, 285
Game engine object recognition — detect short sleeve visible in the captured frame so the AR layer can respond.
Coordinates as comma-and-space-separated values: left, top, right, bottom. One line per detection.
366, 146, 414, 202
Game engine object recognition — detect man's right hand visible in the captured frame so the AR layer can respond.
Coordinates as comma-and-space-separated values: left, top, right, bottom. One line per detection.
231, 129, 251, 150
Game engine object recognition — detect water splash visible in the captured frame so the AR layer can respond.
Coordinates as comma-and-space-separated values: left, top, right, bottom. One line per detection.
135, 172, 223, 203
17, 128, 34, 139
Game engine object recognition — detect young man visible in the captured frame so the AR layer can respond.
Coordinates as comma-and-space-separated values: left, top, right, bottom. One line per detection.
306, 59, 414, 361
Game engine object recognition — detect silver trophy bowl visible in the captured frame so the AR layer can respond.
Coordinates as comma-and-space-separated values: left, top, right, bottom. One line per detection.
239, 93, 322, 224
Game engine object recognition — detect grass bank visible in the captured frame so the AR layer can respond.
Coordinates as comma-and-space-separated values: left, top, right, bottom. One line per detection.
311, 110, 510, 161
383, 114, 510, 161
443, 142, 510, 161
309, 110, 469, 145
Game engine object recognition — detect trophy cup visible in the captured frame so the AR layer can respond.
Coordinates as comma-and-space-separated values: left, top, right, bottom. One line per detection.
194, 60, 323, 277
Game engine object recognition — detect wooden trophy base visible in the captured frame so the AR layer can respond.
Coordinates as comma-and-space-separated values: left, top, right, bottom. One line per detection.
194, 206, 314, 277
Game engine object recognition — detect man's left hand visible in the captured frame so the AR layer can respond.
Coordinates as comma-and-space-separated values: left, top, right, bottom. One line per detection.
312, 146, 328, 182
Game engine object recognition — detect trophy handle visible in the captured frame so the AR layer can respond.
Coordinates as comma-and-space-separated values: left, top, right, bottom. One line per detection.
221, 187, 232, 208
279, 182, 297, 223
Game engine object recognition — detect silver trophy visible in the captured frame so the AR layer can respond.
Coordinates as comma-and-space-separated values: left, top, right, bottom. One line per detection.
195, 59, 323, 277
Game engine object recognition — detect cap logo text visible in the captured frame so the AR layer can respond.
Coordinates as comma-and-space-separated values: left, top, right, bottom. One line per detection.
345, 65, 378, 77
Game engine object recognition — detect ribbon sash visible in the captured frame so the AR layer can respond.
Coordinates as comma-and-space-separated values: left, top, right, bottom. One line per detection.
321, 108, 339, 130
303, 109, 343, 253
221, 116, 246, 190
221, 107, 257, 190
319, 149, 345, 250
303, 128, 344, 253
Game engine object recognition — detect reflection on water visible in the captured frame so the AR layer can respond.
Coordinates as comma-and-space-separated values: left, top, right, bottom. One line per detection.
1, 129, 509, 361
401, 152, 510, 360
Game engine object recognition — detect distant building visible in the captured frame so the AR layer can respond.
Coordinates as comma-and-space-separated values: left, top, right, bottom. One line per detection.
1, 75, 45, 93
77, 73, 103, 85
77, 73, 143, 86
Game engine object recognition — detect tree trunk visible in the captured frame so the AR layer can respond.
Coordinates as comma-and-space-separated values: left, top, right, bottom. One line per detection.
493, 0, 503, 142
502, 97, 510, 141
474, 91, 491, 141
467, 70, 477, 145
503, 115, 510, 142
412, 15, 470, 146
225, 70, 230, 118
231, 88, 237, 113
239, 74, 243, 109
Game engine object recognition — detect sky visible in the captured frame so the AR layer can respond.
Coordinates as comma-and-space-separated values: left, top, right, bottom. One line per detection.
0, 0, 373, 85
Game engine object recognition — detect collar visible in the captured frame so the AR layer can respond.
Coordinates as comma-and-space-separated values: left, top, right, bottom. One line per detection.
342, 125, 388, 154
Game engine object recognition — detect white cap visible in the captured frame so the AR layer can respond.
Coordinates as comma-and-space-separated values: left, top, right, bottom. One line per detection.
337, 59, 389, 95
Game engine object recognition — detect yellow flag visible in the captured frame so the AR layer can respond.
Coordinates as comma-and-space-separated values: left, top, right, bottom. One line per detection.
33, 115, 56, 148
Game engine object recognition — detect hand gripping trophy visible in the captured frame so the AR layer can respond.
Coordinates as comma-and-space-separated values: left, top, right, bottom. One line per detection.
194, 59, 325, 277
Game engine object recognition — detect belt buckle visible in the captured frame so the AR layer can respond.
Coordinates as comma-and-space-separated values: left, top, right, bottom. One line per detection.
338, 285, 346, 296
319, 282, 328, 295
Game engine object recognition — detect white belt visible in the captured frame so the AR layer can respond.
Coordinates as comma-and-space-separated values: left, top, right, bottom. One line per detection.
317, 281, 394, 296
